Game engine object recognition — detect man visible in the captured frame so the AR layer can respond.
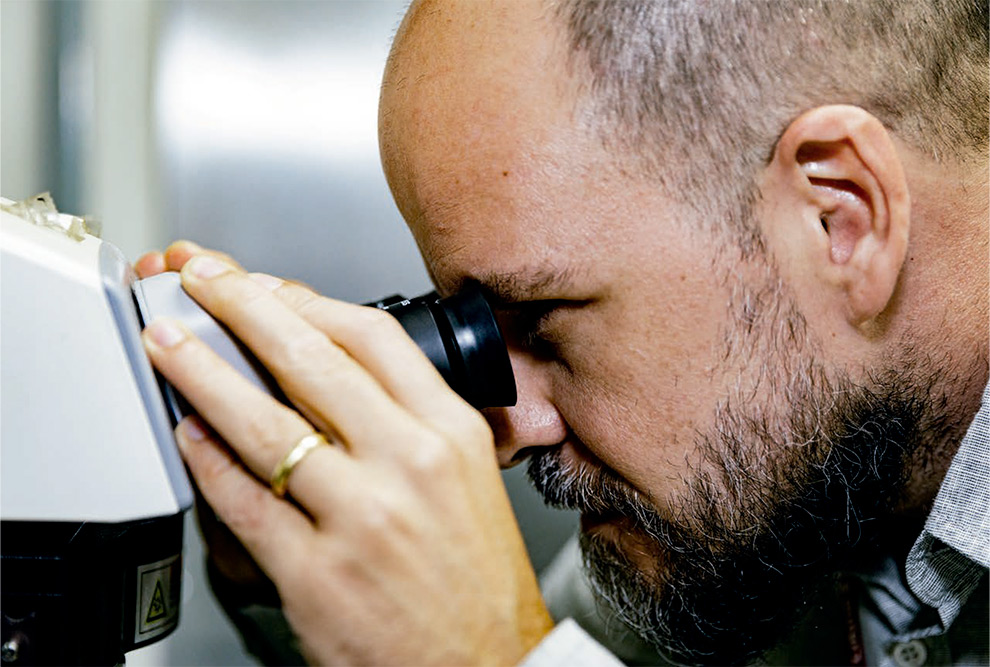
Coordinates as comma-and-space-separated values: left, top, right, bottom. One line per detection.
138, 0, 988, 664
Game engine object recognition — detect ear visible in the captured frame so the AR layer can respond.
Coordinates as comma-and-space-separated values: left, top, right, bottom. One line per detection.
760, 105, 910, 329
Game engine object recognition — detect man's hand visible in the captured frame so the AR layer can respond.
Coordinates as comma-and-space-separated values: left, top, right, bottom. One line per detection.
135, 241, 242, 280
139, 244, 553, 664
138, 243, 274, 597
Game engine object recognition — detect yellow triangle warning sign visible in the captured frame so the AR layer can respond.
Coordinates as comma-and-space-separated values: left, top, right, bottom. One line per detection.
135, 555, 180, 643
145, 580, 168, 623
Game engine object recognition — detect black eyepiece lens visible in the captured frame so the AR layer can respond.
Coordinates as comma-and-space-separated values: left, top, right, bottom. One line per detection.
370, 287, 516, 409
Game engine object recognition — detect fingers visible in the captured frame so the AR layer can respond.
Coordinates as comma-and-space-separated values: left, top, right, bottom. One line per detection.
134, 241, 242, 278
254, 275, 493, 452
144, 318, 355, 519
173, 416, 314, 584
135, 251, 166, 278
163, 241, 244, 273
176, 256, 427, 457
248, 274, 473, 424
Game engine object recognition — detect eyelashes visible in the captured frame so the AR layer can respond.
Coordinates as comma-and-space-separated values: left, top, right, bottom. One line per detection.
511, 301, 553, 348
519, 305, 558, 350
496, 300, 557, 352
514, 299, 584, 354
499, 298, 592, 359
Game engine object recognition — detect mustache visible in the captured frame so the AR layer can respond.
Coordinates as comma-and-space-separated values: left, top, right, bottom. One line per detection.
526, 446, 670, 540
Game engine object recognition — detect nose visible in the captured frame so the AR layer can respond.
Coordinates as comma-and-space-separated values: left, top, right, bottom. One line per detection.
483, 349, 568, 468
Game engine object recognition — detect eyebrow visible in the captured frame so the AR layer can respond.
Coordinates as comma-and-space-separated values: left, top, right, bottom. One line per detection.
471, 265, 579, 306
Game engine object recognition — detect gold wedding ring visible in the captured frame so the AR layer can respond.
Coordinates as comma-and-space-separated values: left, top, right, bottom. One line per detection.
271, 432, 331, 498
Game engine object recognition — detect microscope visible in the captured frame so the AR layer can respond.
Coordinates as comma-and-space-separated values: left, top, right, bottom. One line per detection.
0, 195, 515, 665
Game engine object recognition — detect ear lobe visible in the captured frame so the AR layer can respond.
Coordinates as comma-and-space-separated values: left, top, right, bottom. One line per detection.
770, 105, 910, 328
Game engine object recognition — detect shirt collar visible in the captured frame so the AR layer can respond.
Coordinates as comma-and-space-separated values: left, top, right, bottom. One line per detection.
904, 382, 990, 628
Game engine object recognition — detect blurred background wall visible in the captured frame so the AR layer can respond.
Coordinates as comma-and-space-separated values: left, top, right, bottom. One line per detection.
1, 1, 578, 664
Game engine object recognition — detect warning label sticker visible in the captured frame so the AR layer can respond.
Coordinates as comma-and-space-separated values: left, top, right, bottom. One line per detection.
146, 580, 168, 623
135, 554, 181, 643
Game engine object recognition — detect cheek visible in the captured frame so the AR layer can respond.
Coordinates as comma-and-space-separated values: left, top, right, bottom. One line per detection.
548, 302, 729, 499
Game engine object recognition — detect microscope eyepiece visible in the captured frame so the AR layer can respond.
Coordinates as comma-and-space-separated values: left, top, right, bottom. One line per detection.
368, 286, 517, 410
138, 273, 518, 426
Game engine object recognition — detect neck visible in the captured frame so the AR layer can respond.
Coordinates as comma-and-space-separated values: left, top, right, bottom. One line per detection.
892, 151, 989, 517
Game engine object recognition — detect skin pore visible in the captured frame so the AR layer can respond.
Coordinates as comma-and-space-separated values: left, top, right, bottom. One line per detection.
380, 0, 988, 663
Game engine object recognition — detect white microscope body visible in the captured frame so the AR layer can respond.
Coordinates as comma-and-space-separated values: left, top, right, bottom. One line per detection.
1, 196, 193, 665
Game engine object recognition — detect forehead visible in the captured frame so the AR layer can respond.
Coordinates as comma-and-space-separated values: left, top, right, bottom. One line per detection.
380, 0, 679, 297
380, 1, 582, 275
382, 0, 574, 144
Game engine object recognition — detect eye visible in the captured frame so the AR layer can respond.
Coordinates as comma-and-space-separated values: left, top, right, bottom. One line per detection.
494, 301, 552, 350
517, 301, 560, 347
504, 298, 589, 360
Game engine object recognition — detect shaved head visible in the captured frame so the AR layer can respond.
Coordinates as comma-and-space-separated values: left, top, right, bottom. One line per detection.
557, 0, 989, 250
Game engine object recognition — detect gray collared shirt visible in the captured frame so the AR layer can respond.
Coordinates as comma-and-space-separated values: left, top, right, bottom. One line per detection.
857, 384, 989, 667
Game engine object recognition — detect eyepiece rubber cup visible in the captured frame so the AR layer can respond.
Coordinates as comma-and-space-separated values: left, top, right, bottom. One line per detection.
371, 287, 516, 409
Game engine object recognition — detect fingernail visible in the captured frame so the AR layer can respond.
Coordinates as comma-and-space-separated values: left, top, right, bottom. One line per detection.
248, 272, 283, 291
146, 318, 186, 348
180, 416, 208, 442
187, 255, 231, 280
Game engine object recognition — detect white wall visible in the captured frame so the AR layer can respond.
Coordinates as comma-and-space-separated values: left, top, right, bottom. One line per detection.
1, 0, 57, 201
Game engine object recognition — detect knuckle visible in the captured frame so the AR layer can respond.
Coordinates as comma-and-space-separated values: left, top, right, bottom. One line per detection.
196, 446, 238, 484
427, 411, 494, 457
462, 411, 495, 446
275, 330, 335, 371
220, 486, 270, 535
357, 493, 407, 534
406, 435, 450, 476
283, 286, 324, 317
180, 339, 232, 384
356, 306, 404, 338
238, 406, 296, 458
213, 274, 266, 310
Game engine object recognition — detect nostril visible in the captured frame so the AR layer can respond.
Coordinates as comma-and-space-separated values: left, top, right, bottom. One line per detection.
510, 426, 574, 465
510, 446, 542, 465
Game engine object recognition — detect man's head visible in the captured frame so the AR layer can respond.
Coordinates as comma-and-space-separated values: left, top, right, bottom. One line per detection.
379, 0, 989, 662
554, 0, 989, 252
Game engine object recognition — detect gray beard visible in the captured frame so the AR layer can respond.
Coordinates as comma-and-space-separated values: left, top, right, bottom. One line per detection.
528, 355, 953, 665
